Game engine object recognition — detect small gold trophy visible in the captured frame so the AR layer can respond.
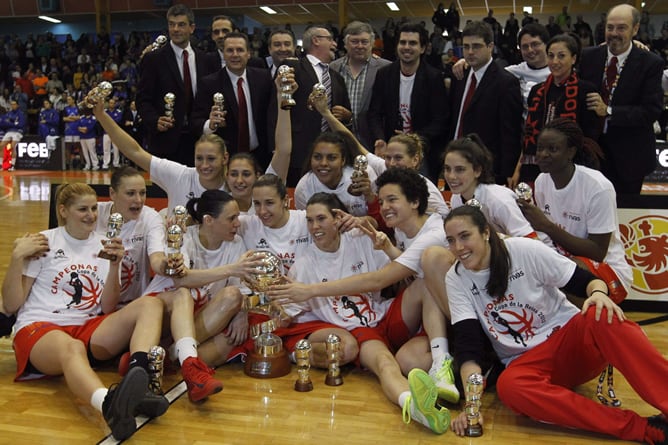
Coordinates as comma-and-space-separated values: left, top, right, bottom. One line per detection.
294, 339, 313, 392
307, 83, 327, 111
465, 198, 482, 209
514, 182, 533, 202
324, 333, 343, 386
147, 345, 165, 395
98, 212, 123, 261
212, 92, 225, 130
164, 224, 183, 276
173, 205, 188, 234
140, 35, 167, 60
164, 92, 176, 118
464, 373, 484, 437
244, 251, 291, 379
277, 65, 296, 110
347, 154, 368, 196
79, 81, 113, 109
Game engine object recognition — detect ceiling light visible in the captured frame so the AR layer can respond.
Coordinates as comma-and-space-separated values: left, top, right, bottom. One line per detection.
38, 15, 62, 23
260, 6, 277, 14
386, 2, 400, 11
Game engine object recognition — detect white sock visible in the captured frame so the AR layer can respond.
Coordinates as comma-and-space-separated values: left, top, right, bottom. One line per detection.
175, 337, 198, 365
398, 390, 410, 408
91, 387, 108, 413
430, 337, 449, 363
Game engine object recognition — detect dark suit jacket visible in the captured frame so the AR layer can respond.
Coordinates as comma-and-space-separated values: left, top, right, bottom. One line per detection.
449, 61, 523, 182
192, 66, 276, 169
137, 44, 211, 162
578, 45, 663, 181
330, 55, 392, 149
286, 56, 351, 185
368, 60, 449, 159
122, 108, 143, 144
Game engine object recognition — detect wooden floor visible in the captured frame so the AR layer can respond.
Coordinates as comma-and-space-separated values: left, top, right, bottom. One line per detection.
0, 169, 667, 445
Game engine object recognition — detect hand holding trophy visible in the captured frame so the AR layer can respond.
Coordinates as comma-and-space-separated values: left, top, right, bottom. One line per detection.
79, 81, 113, 109
514, 182, 533, 202
163, 93, 176, 119
277, 65, 296, 110
464, 373, 484, 437
140, 35, 167, 60
347, 154, 368, 197
210, 92, 226, 130
307, 83, 327, 111
244, 250, 291, 379
98, 213, 123, 261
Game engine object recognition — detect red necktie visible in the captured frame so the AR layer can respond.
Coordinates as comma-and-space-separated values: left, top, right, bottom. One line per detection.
237, 77, 250, 152
602, 56, 617, 105
183, 49, 193, 111
458, 74, 477, 137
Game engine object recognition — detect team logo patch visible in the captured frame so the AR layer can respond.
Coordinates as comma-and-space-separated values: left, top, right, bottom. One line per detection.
620, 215, 668, 295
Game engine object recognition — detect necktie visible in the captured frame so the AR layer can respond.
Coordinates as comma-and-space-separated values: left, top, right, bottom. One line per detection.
237, 77, 250, 152
182, 49, 193, 112
320, 62, 332, 132
602, 56, 617, 105
458, 74, 477, 137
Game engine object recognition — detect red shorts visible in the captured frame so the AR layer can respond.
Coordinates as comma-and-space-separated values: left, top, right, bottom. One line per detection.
350, 290, 414, 354
12, 316, 108, 381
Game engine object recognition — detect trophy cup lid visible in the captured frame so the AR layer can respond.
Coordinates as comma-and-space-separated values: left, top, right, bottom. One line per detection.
514, 182, 533, 201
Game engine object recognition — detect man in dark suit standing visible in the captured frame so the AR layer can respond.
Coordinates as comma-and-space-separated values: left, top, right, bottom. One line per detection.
265, 30, 296, 78
122, 100, 143, 146
449, 21, 523, 185
286, 25, 352, 187
137, 4, 211, 167
368, 23, 449, 183
581, 4, 663, 194
330, 21, 391, 150
204, 15, 266, 72
192, 32, 275, 170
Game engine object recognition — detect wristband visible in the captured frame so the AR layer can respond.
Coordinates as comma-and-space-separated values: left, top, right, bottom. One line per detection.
590, 289, 609, 297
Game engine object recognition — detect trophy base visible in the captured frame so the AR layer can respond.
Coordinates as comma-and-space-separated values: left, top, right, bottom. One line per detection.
464, 424, 483, 437
97, 250, 117, 261
324, 375, 343, 386
294, 379, 313, 392
280, 100, 296, 110
244, 350, 291, 379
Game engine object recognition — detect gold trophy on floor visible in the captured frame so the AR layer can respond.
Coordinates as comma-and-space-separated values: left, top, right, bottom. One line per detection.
464, 373, 484, 437
244, 251, 291, 379
324, 334, 343, 386
294, 339, 313, 392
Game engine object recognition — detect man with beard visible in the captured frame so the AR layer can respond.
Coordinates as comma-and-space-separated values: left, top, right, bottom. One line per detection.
580, 4, 663, 194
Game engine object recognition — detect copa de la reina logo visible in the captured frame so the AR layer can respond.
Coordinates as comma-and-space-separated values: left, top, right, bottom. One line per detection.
620, 215, 668, 295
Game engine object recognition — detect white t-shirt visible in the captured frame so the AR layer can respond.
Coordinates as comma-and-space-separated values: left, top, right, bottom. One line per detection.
366, 153, 449, 218
150, 156, 227, 211
504, 62, 551, 117
399, 73, 415, 133
289, 229, 392, 328
447, 237, 580, 365
96, 201, 165, 304
16, 227, 118, 332
450, 183, 536, 238
238, 210, 310, 274
143, 225, 246, 310
394, 213, 447, 278
294, 165, 378, 216
535, 165, 631, 290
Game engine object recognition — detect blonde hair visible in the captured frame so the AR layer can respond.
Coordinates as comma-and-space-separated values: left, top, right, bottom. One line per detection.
196, 133, 229, 178
388, 133, 424, 165
55, 183, 96, 226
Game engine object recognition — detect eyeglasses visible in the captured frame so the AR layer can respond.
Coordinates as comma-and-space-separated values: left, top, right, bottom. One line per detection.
315, 35, 333, 41
519, 41, 544, 51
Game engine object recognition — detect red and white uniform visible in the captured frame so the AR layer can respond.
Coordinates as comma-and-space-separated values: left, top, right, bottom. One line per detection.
143, 225, 246, 311
535, 165, 631, 291
15, 227, 117, 332
238, 210, 310, 274
394, 213, 447, 278
96, 201, 165, 305
289, 230, 391, 328
294, 165, 378, 217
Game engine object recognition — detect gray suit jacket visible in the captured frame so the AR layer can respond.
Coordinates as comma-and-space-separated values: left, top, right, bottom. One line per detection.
330, 55, 391, 149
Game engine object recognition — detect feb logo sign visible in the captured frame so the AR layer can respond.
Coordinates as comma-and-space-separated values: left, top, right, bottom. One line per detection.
620, 215, 668, 296
14, 136, 64, 170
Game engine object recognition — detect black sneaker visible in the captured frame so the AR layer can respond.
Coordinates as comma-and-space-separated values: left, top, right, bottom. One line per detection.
135, 390, 169, 418
0, 313, 16, 337
102, 367, 147, 440
645, 415, 668, 445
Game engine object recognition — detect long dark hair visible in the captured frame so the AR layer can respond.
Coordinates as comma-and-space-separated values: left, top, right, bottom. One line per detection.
306, 192, 349, 214
444, 134, 495, 184
542, 117, 604, 169
445, 205, 510, 298
186, 189, 235, 224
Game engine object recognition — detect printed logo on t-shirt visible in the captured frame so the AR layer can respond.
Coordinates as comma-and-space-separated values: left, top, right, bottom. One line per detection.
256, 238, 270, 249
54, 249, 67, 259
332, 294, 376, 326
563, 211, 581, 222
543, 204, 551, 216
54, 266, 105, 311
350, 261, 364, 273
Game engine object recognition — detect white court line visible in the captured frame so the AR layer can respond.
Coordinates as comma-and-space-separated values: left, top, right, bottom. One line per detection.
97, 380, 187, 444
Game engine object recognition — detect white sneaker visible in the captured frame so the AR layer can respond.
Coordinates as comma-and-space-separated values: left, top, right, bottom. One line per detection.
82, 165, 90, 171
92, 165, 100, 171
429, 356, 460, 404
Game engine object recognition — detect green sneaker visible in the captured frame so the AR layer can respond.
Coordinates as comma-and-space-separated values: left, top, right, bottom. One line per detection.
429, 356, 460, 404
404, 368, 451, 434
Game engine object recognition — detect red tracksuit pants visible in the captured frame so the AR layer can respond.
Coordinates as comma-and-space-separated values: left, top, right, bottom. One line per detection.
496, 307, 668, 442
